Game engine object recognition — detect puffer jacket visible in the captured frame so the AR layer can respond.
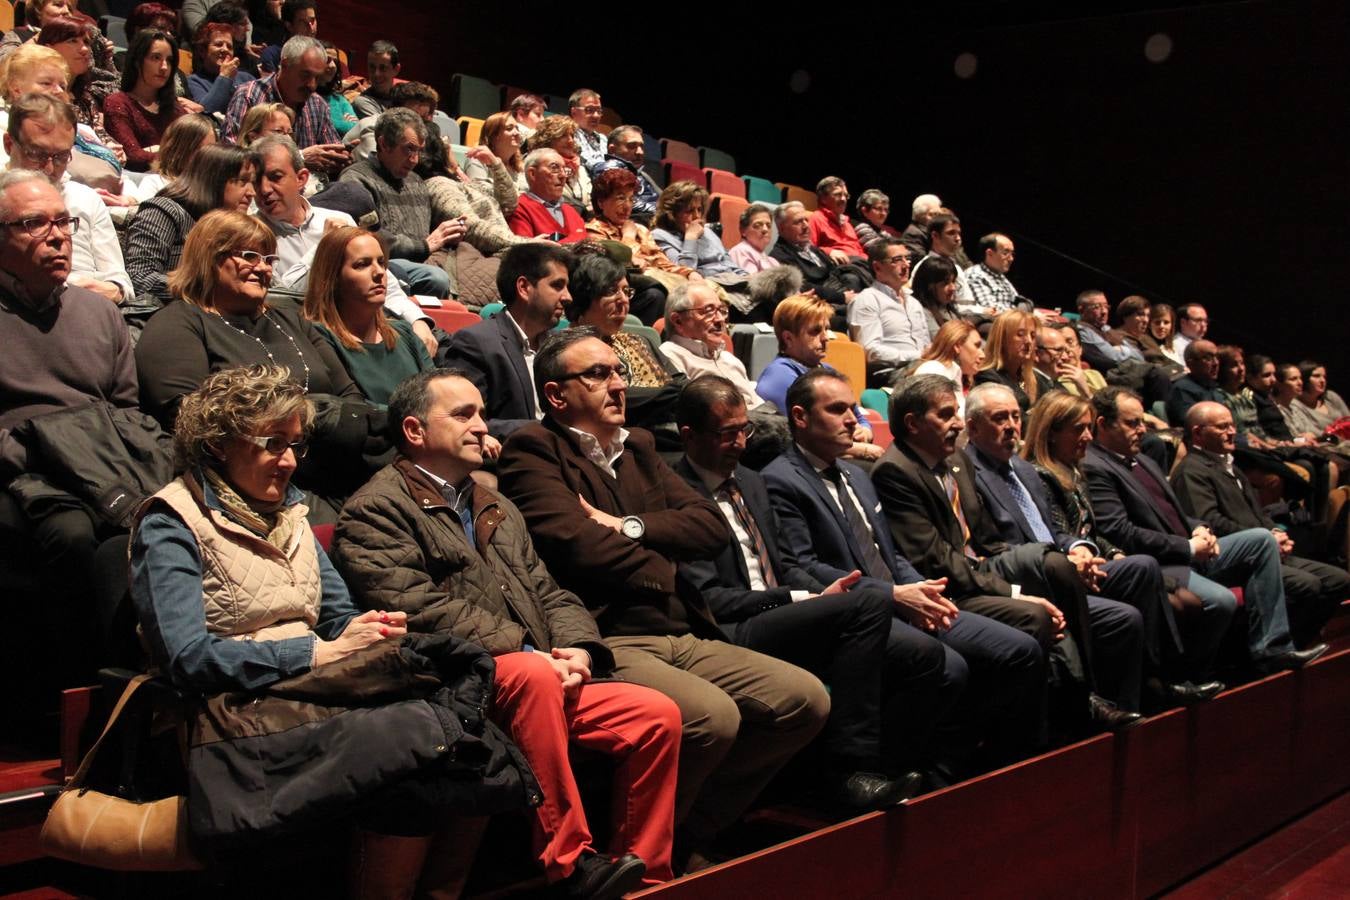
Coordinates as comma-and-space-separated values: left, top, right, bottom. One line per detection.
331, 458, 614, 675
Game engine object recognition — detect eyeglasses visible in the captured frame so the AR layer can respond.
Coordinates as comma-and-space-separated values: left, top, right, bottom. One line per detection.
686, 304, 728, 319
556, 363, 629, 390
707, 422, 755, 441
1037, 346, 1067, 356
577, 105, 602, 115
226, 249, 280, 268
238, 434, 309, 457
600, 286, 635, 303
1, 215, 78, 237
16, 145, 72, 168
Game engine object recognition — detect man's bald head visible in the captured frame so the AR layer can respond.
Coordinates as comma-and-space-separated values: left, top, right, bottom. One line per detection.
1185, 400, 1236, 454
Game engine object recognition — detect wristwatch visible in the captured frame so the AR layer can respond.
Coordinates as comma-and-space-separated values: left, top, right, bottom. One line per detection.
621, 516, 645, 540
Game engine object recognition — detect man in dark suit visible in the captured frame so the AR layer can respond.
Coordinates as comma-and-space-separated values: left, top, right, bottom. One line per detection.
674, 376, 951, 803
1083, 387, 1326, 674
963, 383, 1155, 712
1172, 402, 1345, 646
871, 375, 1142, 730
761, 369, 1049, 767
769, 201, 860, 319
498, 328, 829, 866
442, 243, 571, 440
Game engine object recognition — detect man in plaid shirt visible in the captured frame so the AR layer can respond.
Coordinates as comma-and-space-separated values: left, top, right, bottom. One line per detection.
223, 36, 349, 173
965, 232, 1027, 314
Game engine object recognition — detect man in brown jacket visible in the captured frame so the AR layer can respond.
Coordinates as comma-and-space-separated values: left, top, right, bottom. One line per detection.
332, 368, 679, 898
497, 328, 830, 868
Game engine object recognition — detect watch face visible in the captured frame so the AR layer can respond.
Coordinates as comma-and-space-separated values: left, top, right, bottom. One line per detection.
622, 517, 643, 539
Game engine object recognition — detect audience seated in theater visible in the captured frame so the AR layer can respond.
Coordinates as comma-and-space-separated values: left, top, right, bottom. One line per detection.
523, 114, 592, 215
509, 148, 588, 243
1295, 360, 1349, 432
187, 22, 255, 115
852, 188, 900, 249
1173, 401, 1346, 645
965, 233, 1024, 315
246, 0, 289, 49
910, 213, 978, 316
128, 112, 215, 202
849, 237, 930, 386
1082, 386, 1327, 673
1144, 302, 1185, 366
237, 100, 294, 147
4, 94, 132, 304
197, 1, 260, 79
650, 181, 750, 289
756, 293, 880, 461
351, 39, 400, 120
346, 80, 438, 163
770, 200, 861, 323
899, 192, 941, 264
589, 124, 660, 224
102, 29, 184, 172
316, 40, 357, 137
1280, 361, 1350, 472
508, 92, 545, 141
257, 0, 318, 73
1022, 391, 1224, 704
442, 242, 570, 440
0, 45, 68, 171
674, 375, 936, 808
587, 168, 709, 298
36, 15, 120, 150
660, 281, 761, 410
135, 210, 386, 519
224, 36, 348, 172
129, 365, 536, 898
1173, 302, 1208, 360
0, 170, 138, 682
460, 111, 523, 209
809, 176, 867, 263
1115, 295, 1181, 376
1033, 326, 1089, 399
1074, 289, 1140, 373
251, 134, 435, 356
568, 87, 606, 171
962, 383, 1151, 719
1049, 323, 1105, 398
1165, 339, 1225, 426
333, 368, 680, 893
725, 202, 779, 274
497, 327, 829, 871
125, 143, 256, 312
339, 107, 462, 299
913, 320, 985, 419
0, 0, 66, 60
566, 253, 683, 435
762, 370, 1047, 768
909, 251, 960, 339
302, 226, 432, 406
975, 310, 1053, 416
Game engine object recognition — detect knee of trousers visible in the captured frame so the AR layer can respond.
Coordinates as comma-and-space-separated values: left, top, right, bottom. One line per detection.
940, 644, 970, 696
501, 650, 562, 692
1116, 554, 1166, 593
773, 667, 831, 735
1281, 567, 1323, 604
680, 687, 742, 755
636, 690, 685, 748
1042, 551, 1081, 593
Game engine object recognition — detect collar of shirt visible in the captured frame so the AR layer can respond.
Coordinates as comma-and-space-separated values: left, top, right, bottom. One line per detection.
901, 437, 945, 473
525, 190, 563, 212
413, 464, 474, 513
503, 308, 538, 355
1197, 447, 1236, 476
669, 333, 721, 360
261, 196, 314, 238
1097, 442, 1134, 467
972, 445, 1014, 476
871, 280, 904, 303
686, 457, 733, 494
796, 443, 836, 474
568, 426, 629, 475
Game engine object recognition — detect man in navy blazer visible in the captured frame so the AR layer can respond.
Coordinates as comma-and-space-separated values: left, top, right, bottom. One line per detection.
1082, 387, 1327, 674
673, 376, 951, 805
442, 243, 570, 439
762, 369, 1050, 767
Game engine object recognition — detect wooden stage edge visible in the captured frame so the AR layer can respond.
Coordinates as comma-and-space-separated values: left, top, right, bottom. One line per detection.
638, 645, 1350, 900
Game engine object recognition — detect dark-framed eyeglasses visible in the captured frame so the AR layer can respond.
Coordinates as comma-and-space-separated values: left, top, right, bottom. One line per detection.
239, 434, 309, 458
16, 145, 73, 168
556, 363, 629, 390
707, 421, 755, 442
1, 215, 78, 237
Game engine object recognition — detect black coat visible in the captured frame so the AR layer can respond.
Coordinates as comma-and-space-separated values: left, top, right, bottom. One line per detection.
1169, 448, 1275, 536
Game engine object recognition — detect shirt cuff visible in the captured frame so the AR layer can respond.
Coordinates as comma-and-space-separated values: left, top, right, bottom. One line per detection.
790, 590, 811, 603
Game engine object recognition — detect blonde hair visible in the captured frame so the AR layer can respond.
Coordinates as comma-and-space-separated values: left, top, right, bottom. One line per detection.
173, 364, 314, 471
920, 319, 980, 390
982, 310, 1040, 404
522, 114, 576, 155
1021, 390, 1092, 491
238, 102, 295, 147
771, 293, 833, 351
480, 111, 522, 174
152, 113, 215, 178
0, 44, 70, 101
301, 226, 397, 351
167, 209, 277, 309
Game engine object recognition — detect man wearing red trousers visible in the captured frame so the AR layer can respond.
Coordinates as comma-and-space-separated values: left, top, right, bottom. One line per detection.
332, 368, 680, 899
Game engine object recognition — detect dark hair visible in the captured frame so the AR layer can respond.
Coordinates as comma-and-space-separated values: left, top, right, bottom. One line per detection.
496, 242, 571, 309
927, 212, 960, 246
386, 367, 472, 451
120, 28, 179, 112
977, 232, 1002, 258
126, 3, 178, 39
36, 14, 95, 48
160, 143, 257, 219
1216, 344, 1245, 385
783, 368, 847, 434
739, 202, 773, 232
369, 39, 399, 67
866, 236, 905, 267
566, 253, 626, 320
412, 124, 451, 180
391, 80, 438, 109
676, 374, 745, 431
911, 255, 958, 307
1115, 294, 1150, 321
509, 93, 544, 116
533, 326, 606, 409
890, 373, 958, 427
1297, 359, 1326, 384
281, 0, 316, 26
1247, 353, 1272, 376
1090, 386, 1141, 425
203, 1, 250, 28
591, 165, 638, 209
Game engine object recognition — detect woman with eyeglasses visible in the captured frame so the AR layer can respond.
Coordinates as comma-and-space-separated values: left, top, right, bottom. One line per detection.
125, 143, 255, 311
137, 210, 383, 519
302, 226, 432, 407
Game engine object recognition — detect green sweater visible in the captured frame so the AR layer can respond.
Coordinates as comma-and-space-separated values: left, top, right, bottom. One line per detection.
317, 317, 433, 408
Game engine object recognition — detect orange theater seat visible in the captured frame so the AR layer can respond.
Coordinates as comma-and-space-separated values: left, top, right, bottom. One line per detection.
664, 159, 703, 186
704, 167, 745, 199
660, 138, 700, 167
424, 307, 479, 333
708, 194, 750, 248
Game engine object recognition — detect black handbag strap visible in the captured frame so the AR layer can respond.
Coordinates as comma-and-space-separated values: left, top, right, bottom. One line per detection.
67, 674, 153, 790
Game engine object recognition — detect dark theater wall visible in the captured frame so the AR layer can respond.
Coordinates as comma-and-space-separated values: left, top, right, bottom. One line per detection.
322, 0, 1346, 363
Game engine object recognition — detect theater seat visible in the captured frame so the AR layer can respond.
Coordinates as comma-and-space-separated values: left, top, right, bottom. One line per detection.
644, 161, 667, 189
312, 524, 335, 552
823, 338, 866, 402
664, 159, 703, 187
699, 146, 736, 172
449, 73, 500, 119
456, 116, 485, 147
425, 308, 480, 333
743, 175, 782, 204
778, 183, 817, 211
704, 168, 745, 199
660, 138, 700, 167
707, 194, 749, 247
871, 420, 893, 450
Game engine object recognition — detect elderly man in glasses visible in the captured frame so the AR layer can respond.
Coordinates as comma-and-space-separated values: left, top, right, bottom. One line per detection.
4, 93, 132, 304
498, 327, 830, 872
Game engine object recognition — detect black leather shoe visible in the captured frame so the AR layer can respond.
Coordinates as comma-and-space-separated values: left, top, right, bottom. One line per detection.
560, 852, 647, 900
1255, 643, 1329, 674
1088, 693, 1145, 732
826, 770, 923, 811
1159, 679, 1225, 704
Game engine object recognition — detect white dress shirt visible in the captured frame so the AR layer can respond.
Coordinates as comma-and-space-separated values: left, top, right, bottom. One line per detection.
61, 177, 133, 302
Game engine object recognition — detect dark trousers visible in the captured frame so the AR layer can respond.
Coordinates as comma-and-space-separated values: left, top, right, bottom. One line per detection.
1281, 555, 1350, 646
1100, 554, 1183, 678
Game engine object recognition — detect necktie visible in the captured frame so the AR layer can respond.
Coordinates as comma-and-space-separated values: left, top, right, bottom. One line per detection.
935, 463, 980, 560
821, 466, 893, 581
1001, 467, 1055, 543
719, 479, 778, 588
1127, 457, 1190, 537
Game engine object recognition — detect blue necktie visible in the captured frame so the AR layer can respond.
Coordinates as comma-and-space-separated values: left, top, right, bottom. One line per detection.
1002, 467, 1055, 544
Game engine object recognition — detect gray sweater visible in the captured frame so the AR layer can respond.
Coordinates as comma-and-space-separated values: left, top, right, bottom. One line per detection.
338, 158, 440, 263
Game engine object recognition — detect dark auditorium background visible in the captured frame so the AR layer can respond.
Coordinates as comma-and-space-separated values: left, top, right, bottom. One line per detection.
323, 0, 1347, 365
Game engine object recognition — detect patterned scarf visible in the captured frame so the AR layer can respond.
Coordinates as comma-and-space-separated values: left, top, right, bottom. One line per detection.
202, 468, 296, 552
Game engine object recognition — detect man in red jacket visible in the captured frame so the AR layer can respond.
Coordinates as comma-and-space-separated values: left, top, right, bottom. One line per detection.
509, 148, 588, 243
